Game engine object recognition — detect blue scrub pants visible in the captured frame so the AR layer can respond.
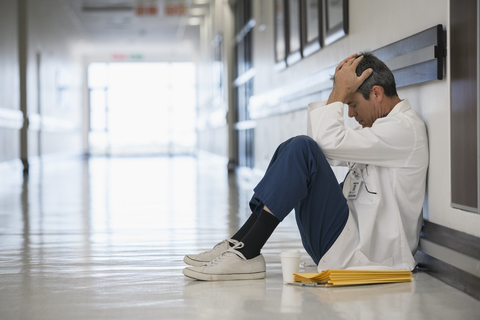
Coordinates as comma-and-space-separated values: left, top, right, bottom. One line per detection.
249, 135, 349, 264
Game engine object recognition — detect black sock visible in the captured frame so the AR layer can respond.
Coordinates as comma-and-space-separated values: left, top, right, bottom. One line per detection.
231, 212, 258, 242
237, 209, 280, 259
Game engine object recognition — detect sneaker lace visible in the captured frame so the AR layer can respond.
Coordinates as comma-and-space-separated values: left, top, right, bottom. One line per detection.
201, 239, 238, 254
231, 241, 244, 250
227, 239, 240, 247
208, 242, 244, 266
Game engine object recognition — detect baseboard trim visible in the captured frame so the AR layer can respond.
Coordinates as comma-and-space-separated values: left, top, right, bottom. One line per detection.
416, 220, 480, 300
421, 220, 480, 259
415, 251, 480, 300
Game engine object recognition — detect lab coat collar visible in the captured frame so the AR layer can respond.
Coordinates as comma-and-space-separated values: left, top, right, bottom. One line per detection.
385, 99, 411, 118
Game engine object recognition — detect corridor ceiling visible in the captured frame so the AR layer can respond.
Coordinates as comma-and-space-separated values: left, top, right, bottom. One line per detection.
63, 0, 205, 46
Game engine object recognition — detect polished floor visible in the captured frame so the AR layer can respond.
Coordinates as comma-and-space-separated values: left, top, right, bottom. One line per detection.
1, 155, 480, 320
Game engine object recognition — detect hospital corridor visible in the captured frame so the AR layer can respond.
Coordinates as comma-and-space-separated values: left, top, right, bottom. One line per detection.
1, 0, 480, 319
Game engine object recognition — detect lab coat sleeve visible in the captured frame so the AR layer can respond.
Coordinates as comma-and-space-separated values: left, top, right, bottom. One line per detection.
308, 101, 418, 168
307, 101, 348, 167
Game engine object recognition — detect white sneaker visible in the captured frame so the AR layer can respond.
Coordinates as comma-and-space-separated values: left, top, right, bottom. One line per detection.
184, 239, 239, 267
183, 242, 266, 281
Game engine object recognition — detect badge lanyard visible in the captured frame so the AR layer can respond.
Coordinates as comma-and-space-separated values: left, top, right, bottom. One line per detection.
346, 162, 377, 200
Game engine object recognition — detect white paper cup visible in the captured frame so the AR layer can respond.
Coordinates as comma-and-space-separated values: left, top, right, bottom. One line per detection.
280, 250, 302, 283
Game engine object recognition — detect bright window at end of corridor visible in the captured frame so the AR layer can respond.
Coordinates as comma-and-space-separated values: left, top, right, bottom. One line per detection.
88, 62, 196, 156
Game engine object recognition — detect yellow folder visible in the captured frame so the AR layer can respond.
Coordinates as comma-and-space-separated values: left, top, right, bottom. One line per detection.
292, 269, 412, 287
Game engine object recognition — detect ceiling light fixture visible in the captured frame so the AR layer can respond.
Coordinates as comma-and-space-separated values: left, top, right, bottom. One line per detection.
193, 0, 210, 5
82, 4, 134, 12
189, 8, 206, 16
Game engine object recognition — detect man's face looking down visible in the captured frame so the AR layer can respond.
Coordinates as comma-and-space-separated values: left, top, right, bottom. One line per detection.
345, 87, 384, 128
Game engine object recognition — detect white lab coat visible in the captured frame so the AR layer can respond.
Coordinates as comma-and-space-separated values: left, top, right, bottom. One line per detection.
307, 99, 428, 271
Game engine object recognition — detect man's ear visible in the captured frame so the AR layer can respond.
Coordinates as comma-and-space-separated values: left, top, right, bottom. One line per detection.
372, 85, 384, 103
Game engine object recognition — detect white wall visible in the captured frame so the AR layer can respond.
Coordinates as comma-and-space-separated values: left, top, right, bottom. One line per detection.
195, 0, 232, 159
243, 0, 480, 238
26, 0, 84, 160
0, 0, 21, 164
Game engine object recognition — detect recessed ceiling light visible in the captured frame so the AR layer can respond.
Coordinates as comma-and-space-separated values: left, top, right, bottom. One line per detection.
189, 8, 205, 16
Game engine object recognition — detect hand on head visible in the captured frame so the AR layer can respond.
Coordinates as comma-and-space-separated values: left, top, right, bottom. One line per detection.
327, 54, 373, 104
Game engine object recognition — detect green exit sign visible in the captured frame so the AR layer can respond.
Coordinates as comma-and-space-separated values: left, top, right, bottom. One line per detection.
129, 54, 144, 60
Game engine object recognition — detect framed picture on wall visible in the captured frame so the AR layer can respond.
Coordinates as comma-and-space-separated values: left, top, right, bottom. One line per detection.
325, 0, 348, 45
302, 0, 322, 57
274, 0, 287, 70
286, 0, 302, 65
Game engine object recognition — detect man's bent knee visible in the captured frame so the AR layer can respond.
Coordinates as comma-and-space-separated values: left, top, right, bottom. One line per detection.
288, 135, 320, 152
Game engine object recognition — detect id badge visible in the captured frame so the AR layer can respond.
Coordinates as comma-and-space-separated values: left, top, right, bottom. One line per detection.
347, 176, 362, 200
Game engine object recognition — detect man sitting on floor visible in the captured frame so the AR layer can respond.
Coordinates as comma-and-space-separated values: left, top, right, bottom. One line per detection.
183, 52, 429, 281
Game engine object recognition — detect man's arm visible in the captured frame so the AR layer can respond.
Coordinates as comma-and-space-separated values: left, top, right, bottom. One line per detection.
327, 54, 373, 105
309, 101, 423, 168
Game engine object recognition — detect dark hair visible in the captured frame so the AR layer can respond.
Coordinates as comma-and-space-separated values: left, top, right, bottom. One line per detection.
355, 51, 398, 100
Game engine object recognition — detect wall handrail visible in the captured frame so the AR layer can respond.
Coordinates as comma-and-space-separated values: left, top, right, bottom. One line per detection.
249, 25, 446, 120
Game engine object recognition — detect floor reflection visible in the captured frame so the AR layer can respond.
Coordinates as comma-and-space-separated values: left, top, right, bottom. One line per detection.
184, 280, 267, 318
0, 155, 479, 319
